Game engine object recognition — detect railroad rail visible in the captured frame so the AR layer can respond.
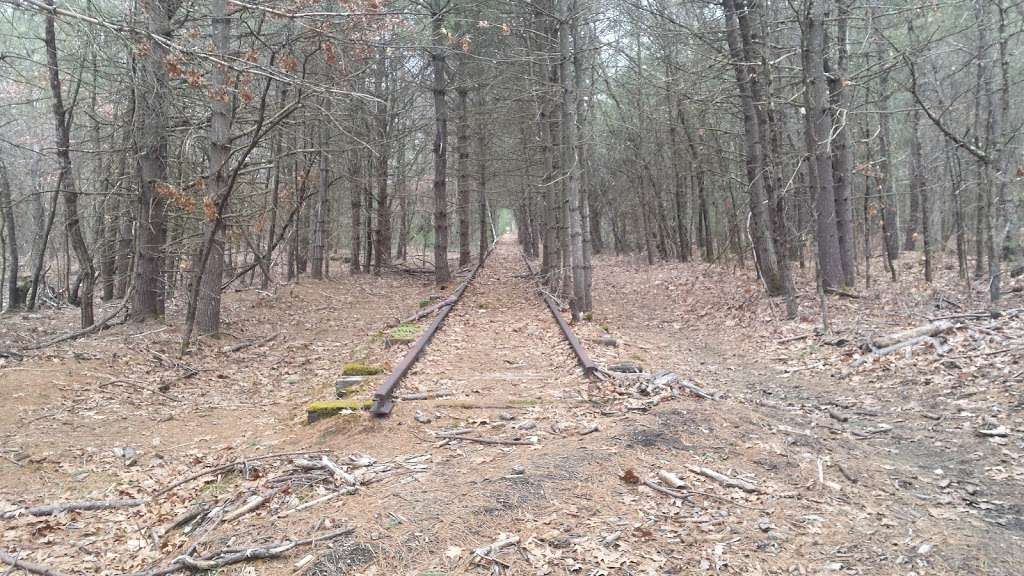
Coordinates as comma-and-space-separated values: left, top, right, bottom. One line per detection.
519, 252, 600, 378
370, 241, 497, 416
369, 239, 601, 416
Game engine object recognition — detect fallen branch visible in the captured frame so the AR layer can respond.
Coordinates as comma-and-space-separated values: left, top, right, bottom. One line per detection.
851, 335, 948, 369
390, 297, 456, 327
865, 320, 954, 351
687, 465, 764, 494
23, 293, 131, 350
221, 332, 280, 354
399, 390, 453, 401
279, 487, 355, 517
473, 534, 520, 559
824, 287, 861, 299
133, 527, 355, 576
222, 487, 282, 523
676, 380, 716, 401
0, 551, 70, 576
1, 498, 145, 519
157, 450, 329, 496
657, 470, 687, 489
437, 434, 538, 446
644, 479, 690, 500
320, 455, 357, 486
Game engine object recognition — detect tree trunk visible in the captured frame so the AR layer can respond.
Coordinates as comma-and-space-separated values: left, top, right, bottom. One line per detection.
477, 95, 490, 264
194, 0, 232, 336
871, 4, 900, 273
310, 103, 328, 280
909, 109, 931, 281
430, 0, 451, 285
724, 0, 784, 294
800, 0, 844, 290
374, 51, 392, 274
131, 0, 178, 320
456, 87, 471, 268
828, 0, 857, 286
349, 149, 362, 273
0, 160, 18, 311
44, 5, 94, 328
559, 0, 588, 311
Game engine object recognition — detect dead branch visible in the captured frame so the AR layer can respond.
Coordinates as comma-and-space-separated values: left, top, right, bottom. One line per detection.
643, 479, 690, 500
387, 297, 456, 328
279, 487, 356, 517
156, 450, 329, 496
320, 455, 357, 486
676, 380, 716, 401
0, 551, 70, 576
824, 287, 861, 299
22, 293, 131, 350
687, 465, 765, 494
851, 335, 948, 368
222, 487, 281, 523
1, 498, 145, 519
865, 320, 954, 350
221, 332, 280, 354
398, 389, 453, 401
436, 433, 539, 446
131, 527, 355, 576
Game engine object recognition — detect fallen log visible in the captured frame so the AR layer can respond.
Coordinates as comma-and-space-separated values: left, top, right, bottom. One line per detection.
865, 320, 954, 351
1, 498, 145, 519
851, 335, 948, 369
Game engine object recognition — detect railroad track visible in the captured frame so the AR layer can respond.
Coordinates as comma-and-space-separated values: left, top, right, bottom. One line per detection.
369, 237, 598, 416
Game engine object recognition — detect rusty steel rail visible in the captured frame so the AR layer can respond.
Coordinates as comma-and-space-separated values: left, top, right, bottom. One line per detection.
519, 252, 599, 378
371, 241, 498, 416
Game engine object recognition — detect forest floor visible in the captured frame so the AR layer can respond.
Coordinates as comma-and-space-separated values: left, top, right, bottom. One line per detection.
1, 238, 1022, 576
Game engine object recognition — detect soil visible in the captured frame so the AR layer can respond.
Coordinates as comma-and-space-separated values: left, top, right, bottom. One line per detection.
1, 239, 1021, 576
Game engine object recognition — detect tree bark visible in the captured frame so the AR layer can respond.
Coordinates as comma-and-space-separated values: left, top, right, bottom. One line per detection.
429, 0, 451, 285
456, 87, 472, 268
373, 49, 392, 273
349, 148, 362, 274
310, 100, 328, 280
800, 0, 844, 290
44, 4, 94, 328
828, 0, 857, 286
0, 160, 18, 311
477, 95, 490, 264
194, 0, 232, 336
131, 0, 179, 320
559, 0, 588, 311
724, 0, 784, 294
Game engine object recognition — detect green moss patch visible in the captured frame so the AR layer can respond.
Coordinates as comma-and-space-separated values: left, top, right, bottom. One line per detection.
342, 362, 383, 376
307, 398, 373, 423
387, 323, 421, 343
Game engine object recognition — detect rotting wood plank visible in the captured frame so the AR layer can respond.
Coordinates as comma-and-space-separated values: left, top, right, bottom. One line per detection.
370, 239, 498, 416
519, 250, 599, 378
